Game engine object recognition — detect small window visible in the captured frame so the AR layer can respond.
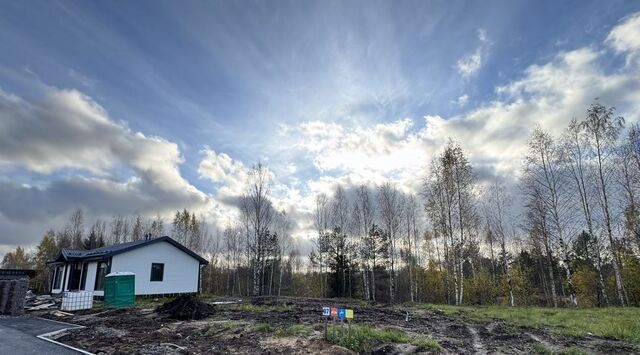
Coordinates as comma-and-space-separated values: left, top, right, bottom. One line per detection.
150, 263, 164, 282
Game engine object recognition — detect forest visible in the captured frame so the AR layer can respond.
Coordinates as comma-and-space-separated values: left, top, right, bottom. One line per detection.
4, 101, 640, 308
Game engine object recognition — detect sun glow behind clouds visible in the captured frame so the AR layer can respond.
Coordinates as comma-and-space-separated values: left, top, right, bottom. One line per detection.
1, 5, 640, 254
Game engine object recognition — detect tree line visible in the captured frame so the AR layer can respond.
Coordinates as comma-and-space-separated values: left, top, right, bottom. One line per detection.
302, 101, 640, 307
3, 101, 640, 307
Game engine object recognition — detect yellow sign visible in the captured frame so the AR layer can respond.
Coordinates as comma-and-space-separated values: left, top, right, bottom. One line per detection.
345, 309, 354, 319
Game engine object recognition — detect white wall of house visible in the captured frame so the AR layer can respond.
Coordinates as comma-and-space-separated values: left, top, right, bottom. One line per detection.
110, 241, 200, 295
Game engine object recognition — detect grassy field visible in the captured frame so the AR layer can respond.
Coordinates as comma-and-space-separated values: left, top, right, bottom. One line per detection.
418, 304, 640, 341
326, 324, 441, 353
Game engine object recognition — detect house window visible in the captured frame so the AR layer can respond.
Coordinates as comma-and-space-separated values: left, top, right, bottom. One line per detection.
94, 261, 109, 291
53, 266, 63, 289
150, 263, 164, 282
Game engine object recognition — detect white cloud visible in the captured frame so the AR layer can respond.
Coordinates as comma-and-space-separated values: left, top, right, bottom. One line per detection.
457, 49, 483, 77
606, 12, 640, 60
179, 21, 640, 247
456, 28, 491, 77
0, 87, 215, 245
198, 147, 247, 193
4, 12, 640, 257
292, 119, 427, 183
456, 94, 469, 107
0, 88, 186, 188
289, 19, 640, 202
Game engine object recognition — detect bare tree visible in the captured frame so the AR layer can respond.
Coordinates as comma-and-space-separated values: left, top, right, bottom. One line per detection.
379, 182, 400, 303
109, 215, 129, 245
485, 180, 515, 306
241, 163, 275, 298
274, 210, 292, 298
69, 208, 84, 249
618, 125, 640, 253
523, 127, 578, 306
563, 119, 609, 305
223, 223, 242, 296
580, 102, 627, 306
353, 185, 375, 300
313, 193, 330, 297
148, 214, 165, 238
402, 193, 420, 302
132, 213, 144, 241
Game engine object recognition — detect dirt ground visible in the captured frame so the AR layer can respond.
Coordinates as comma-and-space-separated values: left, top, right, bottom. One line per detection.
37, 297, 638, 354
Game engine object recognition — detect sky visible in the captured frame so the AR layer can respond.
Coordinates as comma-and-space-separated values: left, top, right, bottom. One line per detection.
1, 1, 640, 256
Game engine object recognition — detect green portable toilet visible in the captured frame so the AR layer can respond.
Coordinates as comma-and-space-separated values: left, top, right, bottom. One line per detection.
104, 272, 135, 308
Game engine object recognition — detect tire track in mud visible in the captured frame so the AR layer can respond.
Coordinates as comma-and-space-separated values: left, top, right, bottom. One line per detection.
467, 325, 487, 354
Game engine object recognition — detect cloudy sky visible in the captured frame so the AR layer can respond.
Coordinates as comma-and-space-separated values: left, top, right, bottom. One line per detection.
1, 1, 640, 256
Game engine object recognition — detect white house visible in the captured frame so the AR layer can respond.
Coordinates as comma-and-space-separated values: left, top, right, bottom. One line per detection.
48, 236, 208, 297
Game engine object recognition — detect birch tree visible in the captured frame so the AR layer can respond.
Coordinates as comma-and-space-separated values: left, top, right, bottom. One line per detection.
484, 180, 515, 306
241, 163, 275, 298
563, 119, 608, 305
313, 193, 330, 297
379, 182, 400, 303
424, 142, 477, 305
353, 185, 375, 300
580, 102, 627, 306
523, 127, 578, 306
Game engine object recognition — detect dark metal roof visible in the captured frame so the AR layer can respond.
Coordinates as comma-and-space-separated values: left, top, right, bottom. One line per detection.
49, 236, 208, 265
0, 269, 37, 279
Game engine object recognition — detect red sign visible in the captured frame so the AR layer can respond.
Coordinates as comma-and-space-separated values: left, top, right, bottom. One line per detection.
330, 307, 338, 318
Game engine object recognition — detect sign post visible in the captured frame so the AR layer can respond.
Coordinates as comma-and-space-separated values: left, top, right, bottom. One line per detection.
338, 308, 346, 332
322, 306, 354, 341
330, 307, 338, 338
345, 309, 354, 341
322, 307, 330, 339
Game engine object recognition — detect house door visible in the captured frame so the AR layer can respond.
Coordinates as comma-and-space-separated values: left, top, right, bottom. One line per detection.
68, 263, 82, 291
79, 263, 89, 290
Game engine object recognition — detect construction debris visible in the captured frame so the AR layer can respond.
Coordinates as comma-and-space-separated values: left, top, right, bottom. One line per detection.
156, 294, 215, 320
54, 310, 74, 317
25, 291, 61, 311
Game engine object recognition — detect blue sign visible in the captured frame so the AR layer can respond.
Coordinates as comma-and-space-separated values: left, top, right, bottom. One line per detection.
322, 306, 330, 317
338, 308, 346, 319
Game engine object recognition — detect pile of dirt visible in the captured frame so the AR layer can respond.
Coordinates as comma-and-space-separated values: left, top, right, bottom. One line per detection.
156, 294, 215, 320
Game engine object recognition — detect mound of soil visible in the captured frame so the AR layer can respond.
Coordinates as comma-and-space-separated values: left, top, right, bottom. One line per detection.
156, 294, 215, 320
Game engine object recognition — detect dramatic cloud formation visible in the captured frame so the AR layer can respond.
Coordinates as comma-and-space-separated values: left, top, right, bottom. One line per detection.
1, 4, 640, 257
0, 88, 210, 242
284, 14, 640, 220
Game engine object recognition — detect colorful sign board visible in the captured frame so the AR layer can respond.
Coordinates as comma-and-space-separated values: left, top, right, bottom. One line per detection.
322, 307, 330, 317
323, 306, 354, 319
